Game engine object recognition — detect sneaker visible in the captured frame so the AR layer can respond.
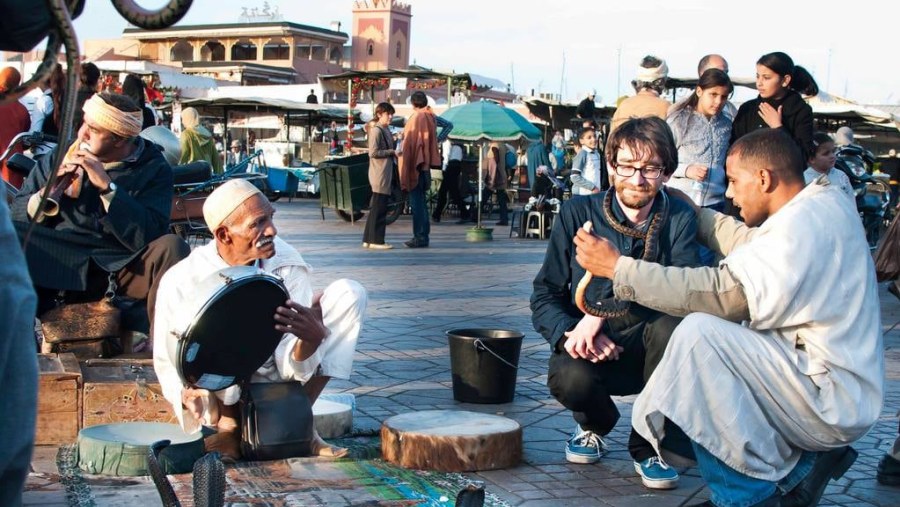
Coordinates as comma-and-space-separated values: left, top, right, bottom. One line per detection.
362, 242, 370, 248
876, 453, 900, 486
404, 238, 429, 248
634, 456, 679, 490
565, 426, 607, 464
368, 243, 393, 250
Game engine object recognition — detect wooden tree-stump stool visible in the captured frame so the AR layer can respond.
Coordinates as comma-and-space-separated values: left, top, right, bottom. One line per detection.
381, 410, 522, 472
312, 398, 353, 439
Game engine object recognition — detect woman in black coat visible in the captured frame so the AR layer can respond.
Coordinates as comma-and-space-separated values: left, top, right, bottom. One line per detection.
730, 52, 819, 160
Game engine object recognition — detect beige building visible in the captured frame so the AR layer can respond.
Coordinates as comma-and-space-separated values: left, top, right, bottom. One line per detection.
115, 21, 349, 85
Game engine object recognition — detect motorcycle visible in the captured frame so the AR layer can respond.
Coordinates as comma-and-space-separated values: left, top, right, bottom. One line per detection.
2, 131, 58, 204
834, 143, 892, 248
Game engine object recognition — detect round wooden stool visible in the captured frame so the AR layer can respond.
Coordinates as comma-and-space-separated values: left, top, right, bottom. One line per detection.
313, 398, 353, 438
381, 410, 522, 472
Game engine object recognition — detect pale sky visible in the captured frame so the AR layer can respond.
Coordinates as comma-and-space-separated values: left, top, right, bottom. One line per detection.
70, 0, 899, 105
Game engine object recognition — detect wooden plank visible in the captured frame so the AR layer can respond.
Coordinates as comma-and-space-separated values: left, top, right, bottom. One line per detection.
36, 354, 82, 445
81, 361, 176, 428
35, 412, 80, 445
37, 380, 79, 412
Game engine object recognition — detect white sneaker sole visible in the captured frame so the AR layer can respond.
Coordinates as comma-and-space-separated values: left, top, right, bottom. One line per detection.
566, 448, 601, 464
633, 462, 679, 490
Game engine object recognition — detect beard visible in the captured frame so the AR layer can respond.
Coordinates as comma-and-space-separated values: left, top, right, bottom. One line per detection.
614, 182, 657, 210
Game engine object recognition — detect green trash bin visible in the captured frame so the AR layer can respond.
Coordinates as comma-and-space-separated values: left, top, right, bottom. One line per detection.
317, 154, 371, 221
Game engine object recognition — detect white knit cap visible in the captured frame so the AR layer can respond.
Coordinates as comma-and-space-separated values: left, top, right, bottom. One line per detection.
635, 58, 669, 82
202, 178, 263, 230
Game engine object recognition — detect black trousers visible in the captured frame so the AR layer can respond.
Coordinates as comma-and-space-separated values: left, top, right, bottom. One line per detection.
432, 161, 467, 220
547, 311, 691, 462
363, 192, 389, 245
36, 233, 190, 332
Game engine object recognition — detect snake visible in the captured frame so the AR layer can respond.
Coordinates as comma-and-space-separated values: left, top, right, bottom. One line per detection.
574, 188, 669, 318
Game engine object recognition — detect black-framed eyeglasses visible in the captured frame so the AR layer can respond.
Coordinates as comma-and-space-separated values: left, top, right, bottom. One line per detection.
612, 162, 664, 179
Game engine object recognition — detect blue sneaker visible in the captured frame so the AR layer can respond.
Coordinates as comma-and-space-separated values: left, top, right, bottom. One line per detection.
565, 426, 607, 464
634, 456, 679, 489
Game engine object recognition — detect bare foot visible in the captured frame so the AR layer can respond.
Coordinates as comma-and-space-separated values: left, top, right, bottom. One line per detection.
205, 430, 241, 462
310, 429, 348, 458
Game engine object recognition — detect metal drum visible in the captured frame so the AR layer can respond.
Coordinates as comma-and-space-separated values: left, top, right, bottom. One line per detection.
174, 265, 289, 391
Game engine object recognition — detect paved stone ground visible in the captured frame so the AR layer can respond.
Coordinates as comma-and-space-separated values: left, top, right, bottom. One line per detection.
23, 198, 900, 506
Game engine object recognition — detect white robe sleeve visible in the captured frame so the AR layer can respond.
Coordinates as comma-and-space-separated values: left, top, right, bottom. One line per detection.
269, 263, 323, 383
153, 270, 207, 434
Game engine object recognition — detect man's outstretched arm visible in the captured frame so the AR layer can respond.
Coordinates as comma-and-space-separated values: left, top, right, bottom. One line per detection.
574, 229, 750, 322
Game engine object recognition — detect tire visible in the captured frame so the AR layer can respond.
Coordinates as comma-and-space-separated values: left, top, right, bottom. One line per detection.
385, 190, 407, 225
335, 209, 365, 222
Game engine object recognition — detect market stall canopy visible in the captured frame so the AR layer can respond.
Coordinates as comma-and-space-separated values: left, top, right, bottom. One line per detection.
91, 60, 220, 91
174, 96, 353, 121
440, 101, 541, 142
521, 96, 616, 131
318, 67, 504, 93
806, 91, 900, 133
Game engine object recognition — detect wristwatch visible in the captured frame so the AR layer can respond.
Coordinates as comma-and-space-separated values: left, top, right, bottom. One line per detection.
100, 182, 117, 196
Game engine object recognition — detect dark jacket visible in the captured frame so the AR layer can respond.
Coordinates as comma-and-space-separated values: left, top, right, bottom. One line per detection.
577, 97, 596, 119
11, 137, 173, 290
730, 89, 814, 160
530, 191, 700, 350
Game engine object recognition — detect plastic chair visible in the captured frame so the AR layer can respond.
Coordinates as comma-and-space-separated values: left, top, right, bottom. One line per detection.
524, 211, 546, 239
509, 209, 524, 238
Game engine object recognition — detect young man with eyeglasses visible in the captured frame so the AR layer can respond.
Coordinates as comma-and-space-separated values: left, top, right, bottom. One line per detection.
531, 116, 700, 490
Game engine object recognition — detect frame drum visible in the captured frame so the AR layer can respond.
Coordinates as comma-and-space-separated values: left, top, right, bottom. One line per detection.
176, 266, 289, 391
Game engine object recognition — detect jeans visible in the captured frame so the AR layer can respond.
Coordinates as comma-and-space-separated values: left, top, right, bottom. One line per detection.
408, 170, 431, 242
693, 441, 815, 507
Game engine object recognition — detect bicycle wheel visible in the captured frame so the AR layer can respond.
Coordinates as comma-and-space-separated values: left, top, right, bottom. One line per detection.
171, 222, 214, 249
386, 189, 407, 225
335, 209, 365, 222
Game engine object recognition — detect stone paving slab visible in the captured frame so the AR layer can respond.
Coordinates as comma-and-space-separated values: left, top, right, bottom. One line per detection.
24, 198, 900, 506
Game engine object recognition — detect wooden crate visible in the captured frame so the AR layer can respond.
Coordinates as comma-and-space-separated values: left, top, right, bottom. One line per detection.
81, 358, 176, 428
37, 353, 82, 445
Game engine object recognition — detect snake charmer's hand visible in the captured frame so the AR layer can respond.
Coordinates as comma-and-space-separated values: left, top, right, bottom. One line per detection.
275, 299, 329, 344
182, 387, 214, 424
757, 102, 783, 129
574, 225, 621, 280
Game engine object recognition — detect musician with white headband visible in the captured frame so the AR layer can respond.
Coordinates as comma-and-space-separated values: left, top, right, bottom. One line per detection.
153, 178, 368, 461
11, 92, 188, 330
610, 55, 671, 133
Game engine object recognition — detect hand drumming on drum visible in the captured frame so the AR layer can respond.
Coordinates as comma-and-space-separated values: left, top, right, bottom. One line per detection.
274, 292, 330, 362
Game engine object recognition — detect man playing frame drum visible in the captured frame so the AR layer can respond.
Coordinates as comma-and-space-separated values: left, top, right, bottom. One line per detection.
153, 179, 367, 460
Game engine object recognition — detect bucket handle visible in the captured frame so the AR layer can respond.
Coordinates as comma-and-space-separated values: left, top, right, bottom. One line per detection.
473, 338, 518, 370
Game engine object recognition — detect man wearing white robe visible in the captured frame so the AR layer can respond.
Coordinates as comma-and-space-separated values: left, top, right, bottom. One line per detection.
573, 128, 883, 507
153, 179, 367, 460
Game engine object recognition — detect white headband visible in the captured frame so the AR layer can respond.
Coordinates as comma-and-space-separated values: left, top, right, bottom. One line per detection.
82, 94, 143, 138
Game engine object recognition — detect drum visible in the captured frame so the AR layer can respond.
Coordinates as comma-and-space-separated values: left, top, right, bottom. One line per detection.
174, 265, 289, 391
77, 422, 204, 476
